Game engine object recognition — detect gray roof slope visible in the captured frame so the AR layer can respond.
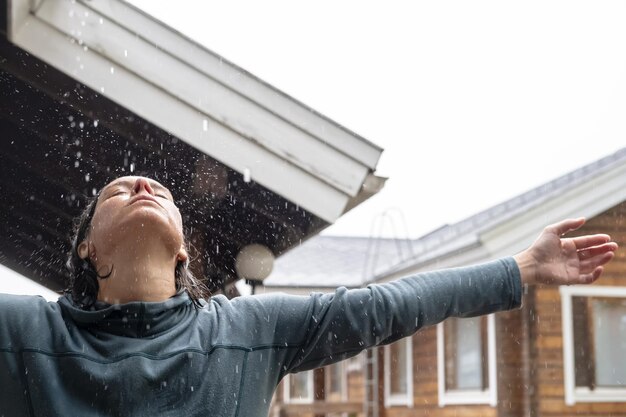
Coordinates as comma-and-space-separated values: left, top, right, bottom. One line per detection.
265, 147, 626, 288
263, 236, 415, 288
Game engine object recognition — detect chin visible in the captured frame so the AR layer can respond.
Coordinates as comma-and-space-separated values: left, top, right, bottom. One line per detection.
117, 209, 183, 248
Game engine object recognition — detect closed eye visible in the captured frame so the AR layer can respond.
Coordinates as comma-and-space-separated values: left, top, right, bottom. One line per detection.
106, 190, 127, 199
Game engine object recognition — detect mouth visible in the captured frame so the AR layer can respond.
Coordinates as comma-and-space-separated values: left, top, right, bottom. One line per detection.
129, 195, 161, 207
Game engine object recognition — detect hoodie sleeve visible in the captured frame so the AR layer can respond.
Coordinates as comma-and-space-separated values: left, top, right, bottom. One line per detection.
227, 257, 521, 375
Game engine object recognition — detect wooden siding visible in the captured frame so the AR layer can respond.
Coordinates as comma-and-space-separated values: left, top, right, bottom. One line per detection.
496, 307, 531, 417
531, 202, 626, 417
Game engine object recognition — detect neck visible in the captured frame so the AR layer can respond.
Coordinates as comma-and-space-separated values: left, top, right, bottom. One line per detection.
95, 243, 178, 304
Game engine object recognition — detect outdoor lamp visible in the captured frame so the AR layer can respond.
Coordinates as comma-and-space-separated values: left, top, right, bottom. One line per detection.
235, 244, 274, 294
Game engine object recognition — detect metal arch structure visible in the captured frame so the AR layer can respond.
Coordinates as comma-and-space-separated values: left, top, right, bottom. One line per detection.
0, 0, 385, 293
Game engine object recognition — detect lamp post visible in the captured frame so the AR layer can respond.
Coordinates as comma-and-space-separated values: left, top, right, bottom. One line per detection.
235, 244, 275, 295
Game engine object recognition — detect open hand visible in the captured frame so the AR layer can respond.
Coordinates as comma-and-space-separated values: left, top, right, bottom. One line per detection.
513, 218, 618, 286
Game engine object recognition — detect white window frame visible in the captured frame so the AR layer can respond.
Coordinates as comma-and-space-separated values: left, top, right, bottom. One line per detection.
283, 370, 314, 404
560, 285, 626, 405
437, 314, 497, 407
384, 336, 414, 408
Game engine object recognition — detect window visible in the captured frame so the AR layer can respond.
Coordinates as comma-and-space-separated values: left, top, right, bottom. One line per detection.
325, 361, 347, 402
384, 337, 413, 407
437, 314, 497, 406
561, 285, 626, 404
283, 370, 314, 403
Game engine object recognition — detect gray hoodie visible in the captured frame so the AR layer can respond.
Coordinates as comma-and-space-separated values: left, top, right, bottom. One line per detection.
0, 257, 521, 416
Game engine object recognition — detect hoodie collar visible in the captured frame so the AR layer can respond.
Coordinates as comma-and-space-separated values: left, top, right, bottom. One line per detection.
58, 291, 193, 338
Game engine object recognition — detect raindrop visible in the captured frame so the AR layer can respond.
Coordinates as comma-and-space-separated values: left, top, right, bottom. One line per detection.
93, 120, 99, 127
74, 161, 80, 168
100, 87, 105, 93
99, 17, 103, 24
78, 121, 84, 129
85, 173, 90, 182
202, 119, 208, 131
243, 167, 251, 183
130, 163, 135, 173
110, 67, 115, 74
124, 49, 128, 57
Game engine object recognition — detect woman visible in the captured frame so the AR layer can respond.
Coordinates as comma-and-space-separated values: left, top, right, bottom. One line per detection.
0, 176, 618, 416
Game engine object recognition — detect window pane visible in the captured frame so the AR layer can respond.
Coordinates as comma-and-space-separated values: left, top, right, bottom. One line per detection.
289, 371, 310, 400
389, 339, 408, 395
327, 362, 343, 395
592, 298, 626, 387
444, 316, 487, 390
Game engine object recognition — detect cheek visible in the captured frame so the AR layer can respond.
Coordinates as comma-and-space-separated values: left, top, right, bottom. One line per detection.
172, 210, 185, 236
89, 212, 114, 244
89, 201, 123, 243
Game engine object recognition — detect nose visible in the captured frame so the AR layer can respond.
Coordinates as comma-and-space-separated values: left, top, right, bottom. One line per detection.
132, 177, 155, 196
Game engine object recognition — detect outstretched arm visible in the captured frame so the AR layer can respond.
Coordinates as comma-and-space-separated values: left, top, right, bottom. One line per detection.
513, 218, 618, 286
224, 218, 618, 375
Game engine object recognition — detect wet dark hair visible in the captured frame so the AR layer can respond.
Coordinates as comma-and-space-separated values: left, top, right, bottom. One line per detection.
65, 182, 210, 309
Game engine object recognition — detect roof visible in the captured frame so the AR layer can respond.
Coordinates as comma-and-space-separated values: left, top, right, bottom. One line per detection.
379, 146, 626, 279
0, 0, 385, 292
264, 236, 414, 288
6, 0, 384, 223
265, 146, 626, 288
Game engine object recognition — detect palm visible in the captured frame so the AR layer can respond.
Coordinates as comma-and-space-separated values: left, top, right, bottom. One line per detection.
528, 218, 617, 285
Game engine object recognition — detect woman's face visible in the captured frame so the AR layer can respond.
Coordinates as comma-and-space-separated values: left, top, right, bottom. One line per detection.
80, 176, 187, 263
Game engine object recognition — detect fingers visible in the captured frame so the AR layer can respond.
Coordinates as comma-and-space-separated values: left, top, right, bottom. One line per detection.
545, 218, 586, 236
579, 251, 615, 274
577, 241, 619, 258
578, 267, 603, 285
572, 234, 612, 250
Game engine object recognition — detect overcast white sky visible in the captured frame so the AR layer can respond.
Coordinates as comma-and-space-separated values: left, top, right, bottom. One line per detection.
130, 0, 625, 238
